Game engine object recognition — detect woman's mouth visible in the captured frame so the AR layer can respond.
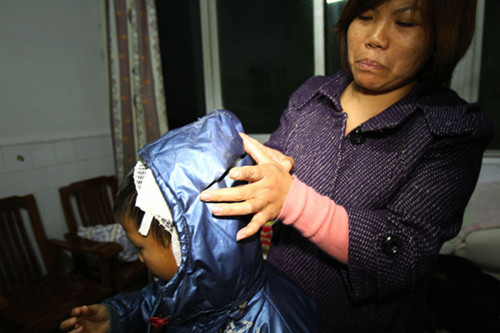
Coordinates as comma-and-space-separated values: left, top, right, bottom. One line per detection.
357, 58, 386, 70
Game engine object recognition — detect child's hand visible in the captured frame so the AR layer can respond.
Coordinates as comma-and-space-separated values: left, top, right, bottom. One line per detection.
59, 304, 110, 333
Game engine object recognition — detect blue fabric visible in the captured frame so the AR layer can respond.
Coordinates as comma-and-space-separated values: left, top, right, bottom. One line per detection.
103, 110, 321, 332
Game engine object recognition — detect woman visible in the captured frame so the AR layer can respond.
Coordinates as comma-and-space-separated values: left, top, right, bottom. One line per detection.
201, 0, 492, 331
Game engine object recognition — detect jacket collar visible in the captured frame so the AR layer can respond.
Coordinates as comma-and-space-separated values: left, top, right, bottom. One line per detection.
303, 71, 474, 135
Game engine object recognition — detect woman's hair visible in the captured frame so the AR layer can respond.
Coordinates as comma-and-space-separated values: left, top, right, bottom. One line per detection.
335, 0, 477, 87
114, 169, 172, 247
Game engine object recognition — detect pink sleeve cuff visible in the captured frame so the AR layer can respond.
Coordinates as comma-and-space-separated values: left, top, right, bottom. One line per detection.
278, 176, 349, 264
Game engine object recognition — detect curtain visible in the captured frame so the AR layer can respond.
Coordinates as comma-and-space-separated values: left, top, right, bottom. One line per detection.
106, 0, 168, 180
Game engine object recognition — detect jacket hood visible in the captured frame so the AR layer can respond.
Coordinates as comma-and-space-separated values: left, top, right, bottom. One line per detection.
137, 110, 264, 326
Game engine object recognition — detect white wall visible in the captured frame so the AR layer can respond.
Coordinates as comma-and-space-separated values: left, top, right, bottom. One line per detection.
0, 0, 114, 239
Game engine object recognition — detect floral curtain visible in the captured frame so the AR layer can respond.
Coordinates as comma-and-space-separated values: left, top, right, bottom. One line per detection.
105, 0, 168, 180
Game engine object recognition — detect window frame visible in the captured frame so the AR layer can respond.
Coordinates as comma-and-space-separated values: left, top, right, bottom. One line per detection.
199, 0, 498, 156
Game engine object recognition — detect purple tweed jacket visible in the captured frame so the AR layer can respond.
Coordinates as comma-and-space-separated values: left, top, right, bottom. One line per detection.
266, 71, 493, 332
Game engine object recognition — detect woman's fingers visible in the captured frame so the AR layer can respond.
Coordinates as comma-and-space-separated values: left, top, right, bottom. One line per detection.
200, 184, 240, 203
271, 152, 294, 172
201, 163, 292, 234
201, 165, 266, 202
239, 133, 270, 164
239, 133, 294, 172
228, 165, 264, 183
236, 213, 271, 241
200, 134, 293, 240
201, 182, 266, 216
209, 201, 261, 217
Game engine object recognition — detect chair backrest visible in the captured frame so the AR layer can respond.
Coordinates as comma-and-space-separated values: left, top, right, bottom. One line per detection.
0, 195, 56, 297
59, 176, 118, 235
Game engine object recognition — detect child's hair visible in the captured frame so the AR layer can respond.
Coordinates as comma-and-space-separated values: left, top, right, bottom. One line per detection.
114, 169, 172, 247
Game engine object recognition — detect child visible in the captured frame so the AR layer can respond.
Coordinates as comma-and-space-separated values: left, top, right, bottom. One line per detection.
60, 110, 321, 332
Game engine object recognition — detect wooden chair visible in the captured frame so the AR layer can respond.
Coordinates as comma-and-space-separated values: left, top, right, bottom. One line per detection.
0, 195, 110, 333
59, 176, 148, 293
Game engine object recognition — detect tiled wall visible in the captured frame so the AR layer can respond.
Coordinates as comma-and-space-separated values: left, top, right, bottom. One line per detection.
0, 134, 116, 240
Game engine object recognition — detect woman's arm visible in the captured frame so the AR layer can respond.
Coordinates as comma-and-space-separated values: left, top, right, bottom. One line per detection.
279, 175, 350, 264
344, 128, 490, 301
201, 133, 351, 263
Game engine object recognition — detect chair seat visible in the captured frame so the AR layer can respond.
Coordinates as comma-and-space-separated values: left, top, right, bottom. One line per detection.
4, 272, 108, 333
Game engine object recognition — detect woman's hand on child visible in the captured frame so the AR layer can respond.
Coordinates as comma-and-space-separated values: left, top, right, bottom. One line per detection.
239, 133, 295, 172
200, 133, 294, 241
59, 304, 110, 333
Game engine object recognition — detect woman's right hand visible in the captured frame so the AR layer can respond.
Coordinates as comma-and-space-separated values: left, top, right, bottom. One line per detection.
239, 133, 294, 172
59, 304, 110, 333
200, 133, 295, 241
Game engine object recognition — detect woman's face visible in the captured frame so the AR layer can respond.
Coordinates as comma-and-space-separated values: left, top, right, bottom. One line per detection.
347, 0, 433, 94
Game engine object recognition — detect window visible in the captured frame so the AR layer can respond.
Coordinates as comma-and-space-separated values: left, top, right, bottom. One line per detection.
325, 0, 345, 75
217, 0, 314, 133
478, 0, 500, 151
156, 0, 499, 154
156, 0, 316, 134
155, 0, 206, 129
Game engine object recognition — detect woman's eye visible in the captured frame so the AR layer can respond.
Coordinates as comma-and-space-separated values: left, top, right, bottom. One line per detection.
357, 15, 372, 21
396, 21, 415, 27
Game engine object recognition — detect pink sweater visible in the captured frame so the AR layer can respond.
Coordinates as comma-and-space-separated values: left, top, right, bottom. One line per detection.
278, 176, 349, 263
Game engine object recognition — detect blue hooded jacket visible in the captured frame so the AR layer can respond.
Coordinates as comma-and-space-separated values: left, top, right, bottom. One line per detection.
103, 110, 321, 332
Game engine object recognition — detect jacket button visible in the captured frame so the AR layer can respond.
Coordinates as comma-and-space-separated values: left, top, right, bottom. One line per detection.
350, 127, 365, 145
382, 235, 402, 256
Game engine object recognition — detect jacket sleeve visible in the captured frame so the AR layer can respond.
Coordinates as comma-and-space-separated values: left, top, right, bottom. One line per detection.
278, 175, 350, 263
345, 115, 492, 301
101, 281, 162, 333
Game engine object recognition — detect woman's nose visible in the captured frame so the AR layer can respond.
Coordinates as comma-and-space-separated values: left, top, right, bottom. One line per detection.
365, 22, 389, 50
